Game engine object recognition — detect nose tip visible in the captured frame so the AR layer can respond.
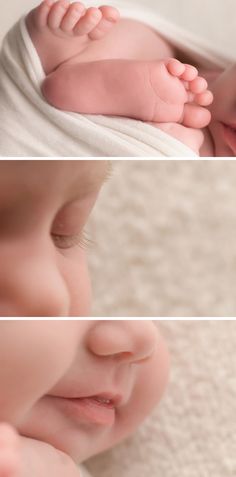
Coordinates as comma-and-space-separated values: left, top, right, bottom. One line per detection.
87, 320, 158, 363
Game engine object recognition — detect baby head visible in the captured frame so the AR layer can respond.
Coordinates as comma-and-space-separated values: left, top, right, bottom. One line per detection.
0, 160, 109, 316
0, 320, 169, 462
209, 63, 236, 156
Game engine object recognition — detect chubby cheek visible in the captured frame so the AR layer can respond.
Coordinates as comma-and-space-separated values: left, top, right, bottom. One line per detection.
0, 322, 81, 426
61, 248, 92, 317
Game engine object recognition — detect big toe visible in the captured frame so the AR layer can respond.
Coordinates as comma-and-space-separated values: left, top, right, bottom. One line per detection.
88, 5, 120, 40
182, 104, 211, 128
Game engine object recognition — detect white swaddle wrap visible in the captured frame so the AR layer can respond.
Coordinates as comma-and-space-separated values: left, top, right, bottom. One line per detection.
0, 1, 233, 156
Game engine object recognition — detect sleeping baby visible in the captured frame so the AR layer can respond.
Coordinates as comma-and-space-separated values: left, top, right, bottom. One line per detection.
24, 0, 236, 156
0, 320, 169, 477
0, 160, 109, 316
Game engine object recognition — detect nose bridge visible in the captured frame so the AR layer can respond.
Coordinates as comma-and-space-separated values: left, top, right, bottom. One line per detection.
0, 242, 70, 317
88, 320, 157, 362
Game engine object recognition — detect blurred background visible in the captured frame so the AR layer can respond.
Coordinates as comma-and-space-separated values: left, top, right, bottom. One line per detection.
1, 0, 235, 61
88, 161, 236, 317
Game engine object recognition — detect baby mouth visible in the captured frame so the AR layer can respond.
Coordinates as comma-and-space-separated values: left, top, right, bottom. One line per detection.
54, 394, 122, 426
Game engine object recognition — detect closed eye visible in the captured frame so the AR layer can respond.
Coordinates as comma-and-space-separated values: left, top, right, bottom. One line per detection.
51, 230, 93, 250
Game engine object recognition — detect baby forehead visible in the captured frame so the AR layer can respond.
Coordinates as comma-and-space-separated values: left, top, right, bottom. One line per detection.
0, 160, 109, 203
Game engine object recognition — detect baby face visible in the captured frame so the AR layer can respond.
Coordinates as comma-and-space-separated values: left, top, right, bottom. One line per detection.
209, 64, 236, 156
0, 320, 169, 462
0, 160, 108, 316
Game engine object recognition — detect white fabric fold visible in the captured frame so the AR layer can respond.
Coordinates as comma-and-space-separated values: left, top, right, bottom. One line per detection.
0, 2, 232, 157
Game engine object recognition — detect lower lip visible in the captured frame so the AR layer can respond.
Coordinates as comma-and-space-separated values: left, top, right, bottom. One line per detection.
55, 397, 116, 426
221, 123, 236, 154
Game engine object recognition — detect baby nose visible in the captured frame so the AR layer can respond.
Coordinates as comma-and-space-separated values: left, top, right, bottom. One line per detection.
87, 320, 157, 363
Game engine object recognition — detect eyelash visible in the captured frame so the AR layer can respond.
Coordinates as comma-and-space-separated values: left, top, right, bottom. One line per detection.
51, 230, 93, 250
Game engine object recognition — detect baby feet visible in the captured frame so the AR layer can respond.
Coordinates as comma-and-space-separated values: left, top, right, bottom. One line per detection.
31, 0, 120, 40
26, 1, 120, 73
0, 424, 21, 477
149, 59, 213, 128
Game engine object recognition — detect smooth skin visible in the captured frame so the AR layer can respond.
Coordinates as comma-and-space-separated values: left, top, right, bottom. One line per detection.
25, 0, 215, 154
0, 160, 109, 317
0, 320, 170, 477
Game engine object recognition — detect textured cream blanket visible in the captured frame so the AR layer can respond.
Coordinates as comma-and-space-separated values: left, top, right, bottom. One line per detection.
84, 321, 236, 477
0, 0, 232, 156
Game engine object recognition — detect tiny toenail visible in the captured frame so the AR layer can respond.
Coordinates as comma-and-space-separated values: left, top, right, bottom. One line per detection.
92, 11, 101, 18
60, 0, 69, 7
77, 5, 85, 13
44, 0, 54, 6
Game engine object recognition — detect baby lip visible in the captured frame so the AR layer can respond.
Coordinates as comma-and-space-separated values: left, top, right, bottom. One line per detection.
91, 393, 123, 408
60, 392, 123, 408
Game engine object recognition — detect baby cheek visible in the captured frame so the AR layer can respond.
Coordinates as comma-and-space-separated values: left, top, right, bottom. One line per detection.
0, 322, 80, 425
113, 332, 170, 444
62, 248, 92, 317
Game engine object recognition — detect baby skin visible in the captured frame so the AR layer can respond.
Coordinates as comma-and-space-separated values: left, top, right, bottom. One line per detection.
26, 0, 214, 154
0, 321, 169, 477
0, 423, 82, 477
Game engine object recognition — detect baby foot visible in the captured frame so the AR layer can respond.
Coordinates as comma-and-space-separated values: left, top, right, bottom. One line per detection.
26, 1, 120, 73
150, 59, 213, 128
31, 0, 120, 40
0, 423, 21, 477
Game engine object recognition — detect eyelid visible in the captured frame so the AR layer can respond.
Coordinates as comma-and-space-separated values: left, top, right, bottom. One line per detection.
52, 230, 94, 250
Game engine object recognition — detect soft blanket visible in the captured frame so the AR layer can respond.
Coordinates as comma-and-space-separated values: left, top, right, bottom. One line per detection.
0, 1, 232, 156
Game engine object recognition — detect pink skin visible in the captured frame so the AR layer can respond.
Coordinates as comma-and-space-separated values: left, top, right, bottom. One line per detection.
0, 321, 170, 477
201, 64, 236, 156
0, 160, 109, 317
25, 1, 214, 154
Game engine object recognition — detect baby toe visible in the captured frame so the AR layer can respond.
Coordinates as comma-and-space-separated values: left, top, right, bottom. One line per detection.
166, 59, 185, 77
195, 90, 214, 106
60, 2, 85, 32
73, 7, 102, 35
88, 6, 120, 40
189, 76, 208, 94
99, 5, 120, 22
47, 0, 70, 29
180, 64, 198, 81
182, 104, 211, 128
32, 0, 55, 28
